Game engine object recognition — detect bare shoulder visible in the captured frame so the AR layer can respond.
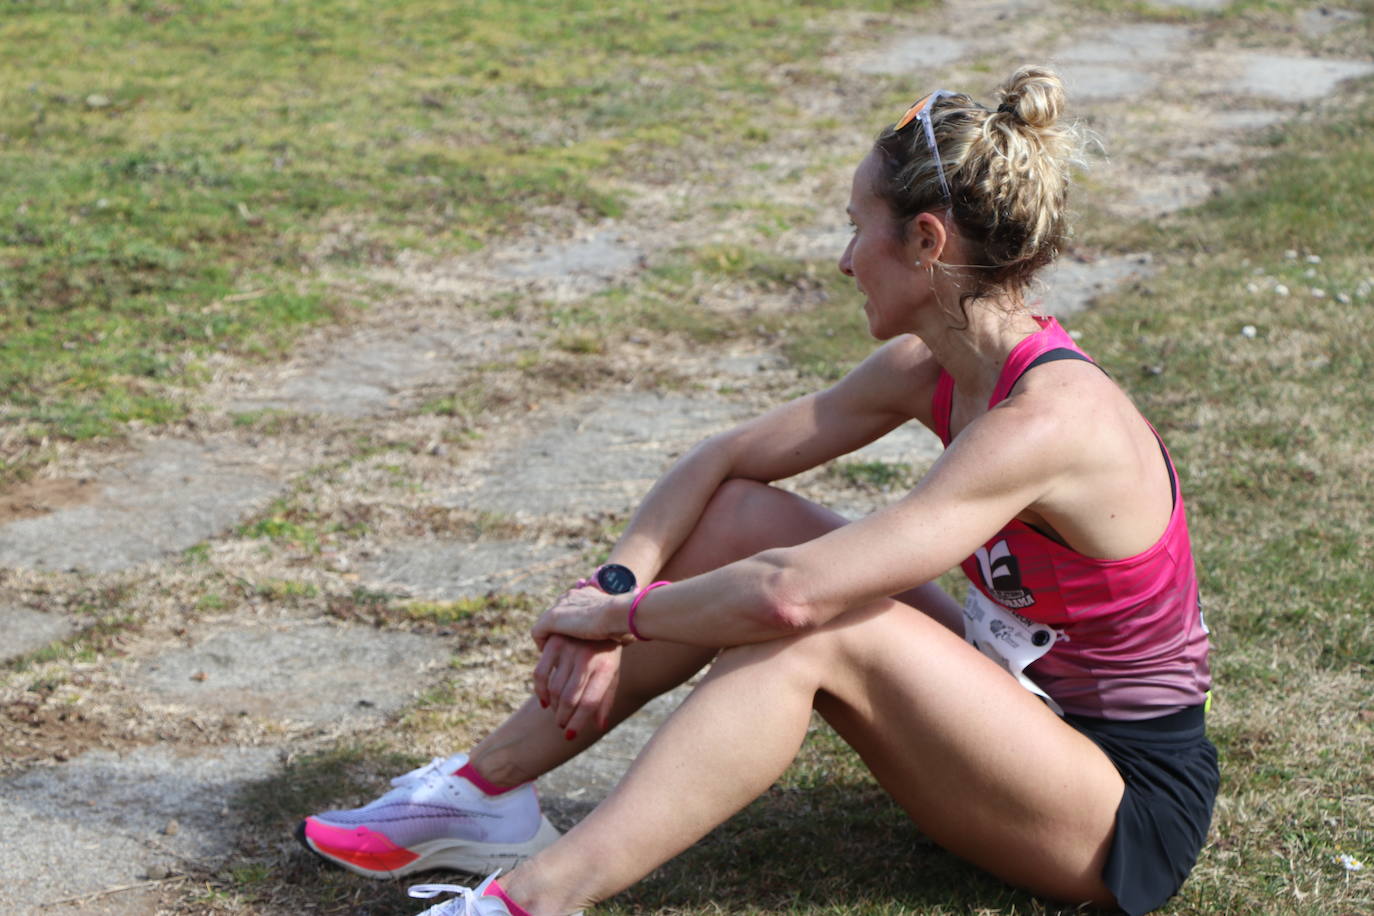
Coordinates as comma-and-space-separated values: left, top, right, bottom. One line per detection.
971, 359, 1175, 557
945, 361, 1134, 489
944, 393, 1074, 488
1001, 358, 1142, 456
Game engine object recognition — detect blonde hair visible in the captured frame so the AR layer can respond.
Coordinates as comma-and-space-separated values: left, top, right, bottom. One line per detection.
872, 66, 1086, 299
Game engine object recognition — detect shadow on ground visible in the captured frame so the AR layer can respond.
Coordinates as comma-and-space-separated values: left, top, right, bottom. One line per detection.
226, 758, 1061, 915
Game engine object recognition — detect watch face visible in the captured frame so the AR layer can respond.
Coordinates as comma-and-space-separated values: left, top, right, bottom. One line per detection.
596, 563, 637, 595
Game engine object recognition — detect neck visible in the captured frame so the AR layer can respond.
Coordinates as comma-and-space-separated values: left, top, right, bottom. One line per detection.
910, 293, 1043, 402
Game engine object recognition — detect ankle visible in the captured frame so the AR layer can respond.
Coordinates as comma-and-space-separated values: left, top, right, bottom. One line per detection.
500, 868, 585, 916
466, 748, 539, 790
484, 879, 534, 916
456, 760, 523, 796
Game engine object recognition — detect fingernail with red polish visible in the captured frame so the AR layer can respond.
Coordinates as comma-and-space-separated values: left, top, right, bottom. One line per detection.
540, 698, 549, 709
565, 729, 577, 741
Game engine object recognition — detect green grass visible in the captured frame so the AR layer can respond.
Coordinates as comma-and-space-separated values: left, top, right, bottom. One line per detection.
301, 76, 1374, 916
1064, 83, 1374, 915
0, 0, 926, 481
831, 460, 915, 491
2, 581, 142, 673
4, 3, 1374, 915
255, 579, 320, 600
160, 81, 1374, 913
531, 244, 871, 380
235, 492, 374, 553
402, 594, 538, 626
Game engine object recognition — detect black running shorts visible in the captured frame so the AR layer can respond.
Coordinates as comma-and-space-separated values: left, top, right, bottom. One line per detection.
1066, 705, 1218, 916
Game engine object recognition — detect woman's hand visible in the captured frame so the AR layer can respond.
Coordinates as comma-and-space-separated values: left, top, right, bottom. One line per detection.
532, 584, 628, 648
533, 634, 623, 735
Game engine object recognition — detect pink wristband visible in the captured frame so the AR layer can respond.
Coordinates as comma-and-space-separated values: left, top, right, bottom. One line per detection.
628, 581, 670, 642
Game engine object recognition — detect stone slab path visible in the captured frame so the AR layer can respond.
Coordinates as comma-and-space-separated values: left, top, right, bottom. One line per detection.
1, 747, 278, 912
0, 438, 289, 574
124, 623, 453, 727
0, 3, 1369, 913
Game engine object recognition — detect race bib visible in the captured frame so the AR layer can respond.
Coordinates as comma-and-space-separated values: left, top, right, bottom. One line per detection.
962, 588, 1065, 716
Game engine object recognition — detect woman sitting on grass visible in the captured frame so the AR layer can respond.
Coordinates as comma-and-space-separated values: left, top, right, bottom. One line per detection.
299, 66, 1217, 916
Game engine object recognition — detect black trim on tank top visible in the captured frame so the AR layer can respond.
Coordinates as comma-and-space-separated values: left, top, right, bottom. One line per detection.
1016, 346, 1104, 380
1156, 436, 1177, 508
1021, 519, 1071, 547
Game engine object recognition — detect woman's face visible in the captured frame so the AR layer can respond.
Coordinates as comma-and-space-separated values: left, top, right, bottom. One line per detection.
839, 151, 925, 340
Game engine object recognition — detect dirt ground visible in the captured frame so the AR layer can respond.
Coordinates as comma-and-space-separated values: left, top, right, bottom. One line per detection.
1, 1, 1370, 913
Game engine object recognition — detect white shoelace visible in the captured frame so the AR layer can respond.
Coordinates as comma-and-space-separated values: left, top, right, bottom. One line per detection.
391, 757, 447, 789
409, 875, 586, 916
408, 868, 502, 916
407, 881, 483, 916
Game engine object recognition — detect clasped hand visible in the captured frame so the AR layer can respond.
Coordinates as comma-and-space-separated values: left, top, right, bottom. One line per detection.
532, 585, 630, 736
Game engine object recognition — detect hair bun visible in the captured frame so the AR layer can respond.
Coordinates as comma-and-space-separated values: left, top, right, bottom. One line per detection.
996, 66, 1065, 130
869, 64, 1085, 296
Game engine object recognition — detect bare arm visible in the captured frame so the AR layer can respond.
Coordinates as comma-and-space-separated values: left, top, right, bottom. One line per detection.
602, 335, 937, 582
534, 398, 1071, 649
531, 337, 939, 727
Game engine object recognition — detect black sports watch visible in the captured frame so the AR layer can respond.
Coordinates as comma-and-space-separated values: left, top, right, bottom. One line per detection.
594, 563, 637, 595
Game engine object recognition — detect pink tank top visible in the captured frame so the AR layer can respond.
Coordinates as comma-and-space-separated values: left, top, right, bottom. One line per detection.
933, 317, 1211, 720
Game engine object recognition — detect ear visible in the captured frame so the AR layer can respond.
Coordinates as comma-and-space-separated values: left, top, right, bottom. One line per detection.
906, 212, 948, 267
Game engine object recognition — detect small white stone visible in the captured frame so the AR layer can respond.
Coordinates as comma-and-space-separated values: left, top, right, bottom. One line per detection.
1304, 268, 1317, 278
1246, 282, 1260, 293
1068, 329, 1083, 340
1284, 249, 1299, 260
1306, 254, 1322, 264
1241, 325, 1257, 338
1312, 288, 1326, 298
1275, 284, 1290, 296
1336, 293, 1352, 305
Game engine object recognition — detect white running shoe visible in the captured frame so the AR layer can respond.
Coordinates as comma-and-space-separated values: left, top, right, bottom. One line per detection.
407, 870, 585, 916
297, 753, 560, 879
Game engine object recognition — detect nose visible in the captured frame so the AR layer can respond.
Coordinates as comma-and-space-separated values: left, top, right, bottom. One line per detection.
838, 235, 855, 276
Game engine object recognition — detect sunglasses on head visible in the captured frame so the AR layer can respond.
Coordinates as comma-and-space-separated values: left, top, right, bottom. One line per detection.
894, 89, 956, 204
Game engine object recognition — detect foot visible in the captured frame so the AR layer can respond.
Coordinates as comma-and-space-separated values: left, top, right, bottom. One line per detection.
408, 871, 584, 916
297, 753, 561, 879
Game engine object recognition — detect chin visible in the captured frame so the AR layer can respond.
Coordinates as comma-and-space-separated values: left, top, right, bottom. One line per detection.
862, 305, 883, 340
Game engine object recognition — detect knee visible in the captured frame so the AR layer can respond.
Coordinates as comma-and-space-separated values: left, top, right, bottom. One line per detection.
693, 478, 780, 557
713, 623, 835, 685
672, 479, 844, 581
712, 603, 897, 698
705, 477, 773, 519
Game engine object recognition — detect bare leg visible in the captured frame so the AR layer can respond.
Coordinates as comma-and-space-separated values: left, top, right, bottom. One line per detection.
467, 640, 714, 787
499, 597, 1124, 915
472, 480, 916, 786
